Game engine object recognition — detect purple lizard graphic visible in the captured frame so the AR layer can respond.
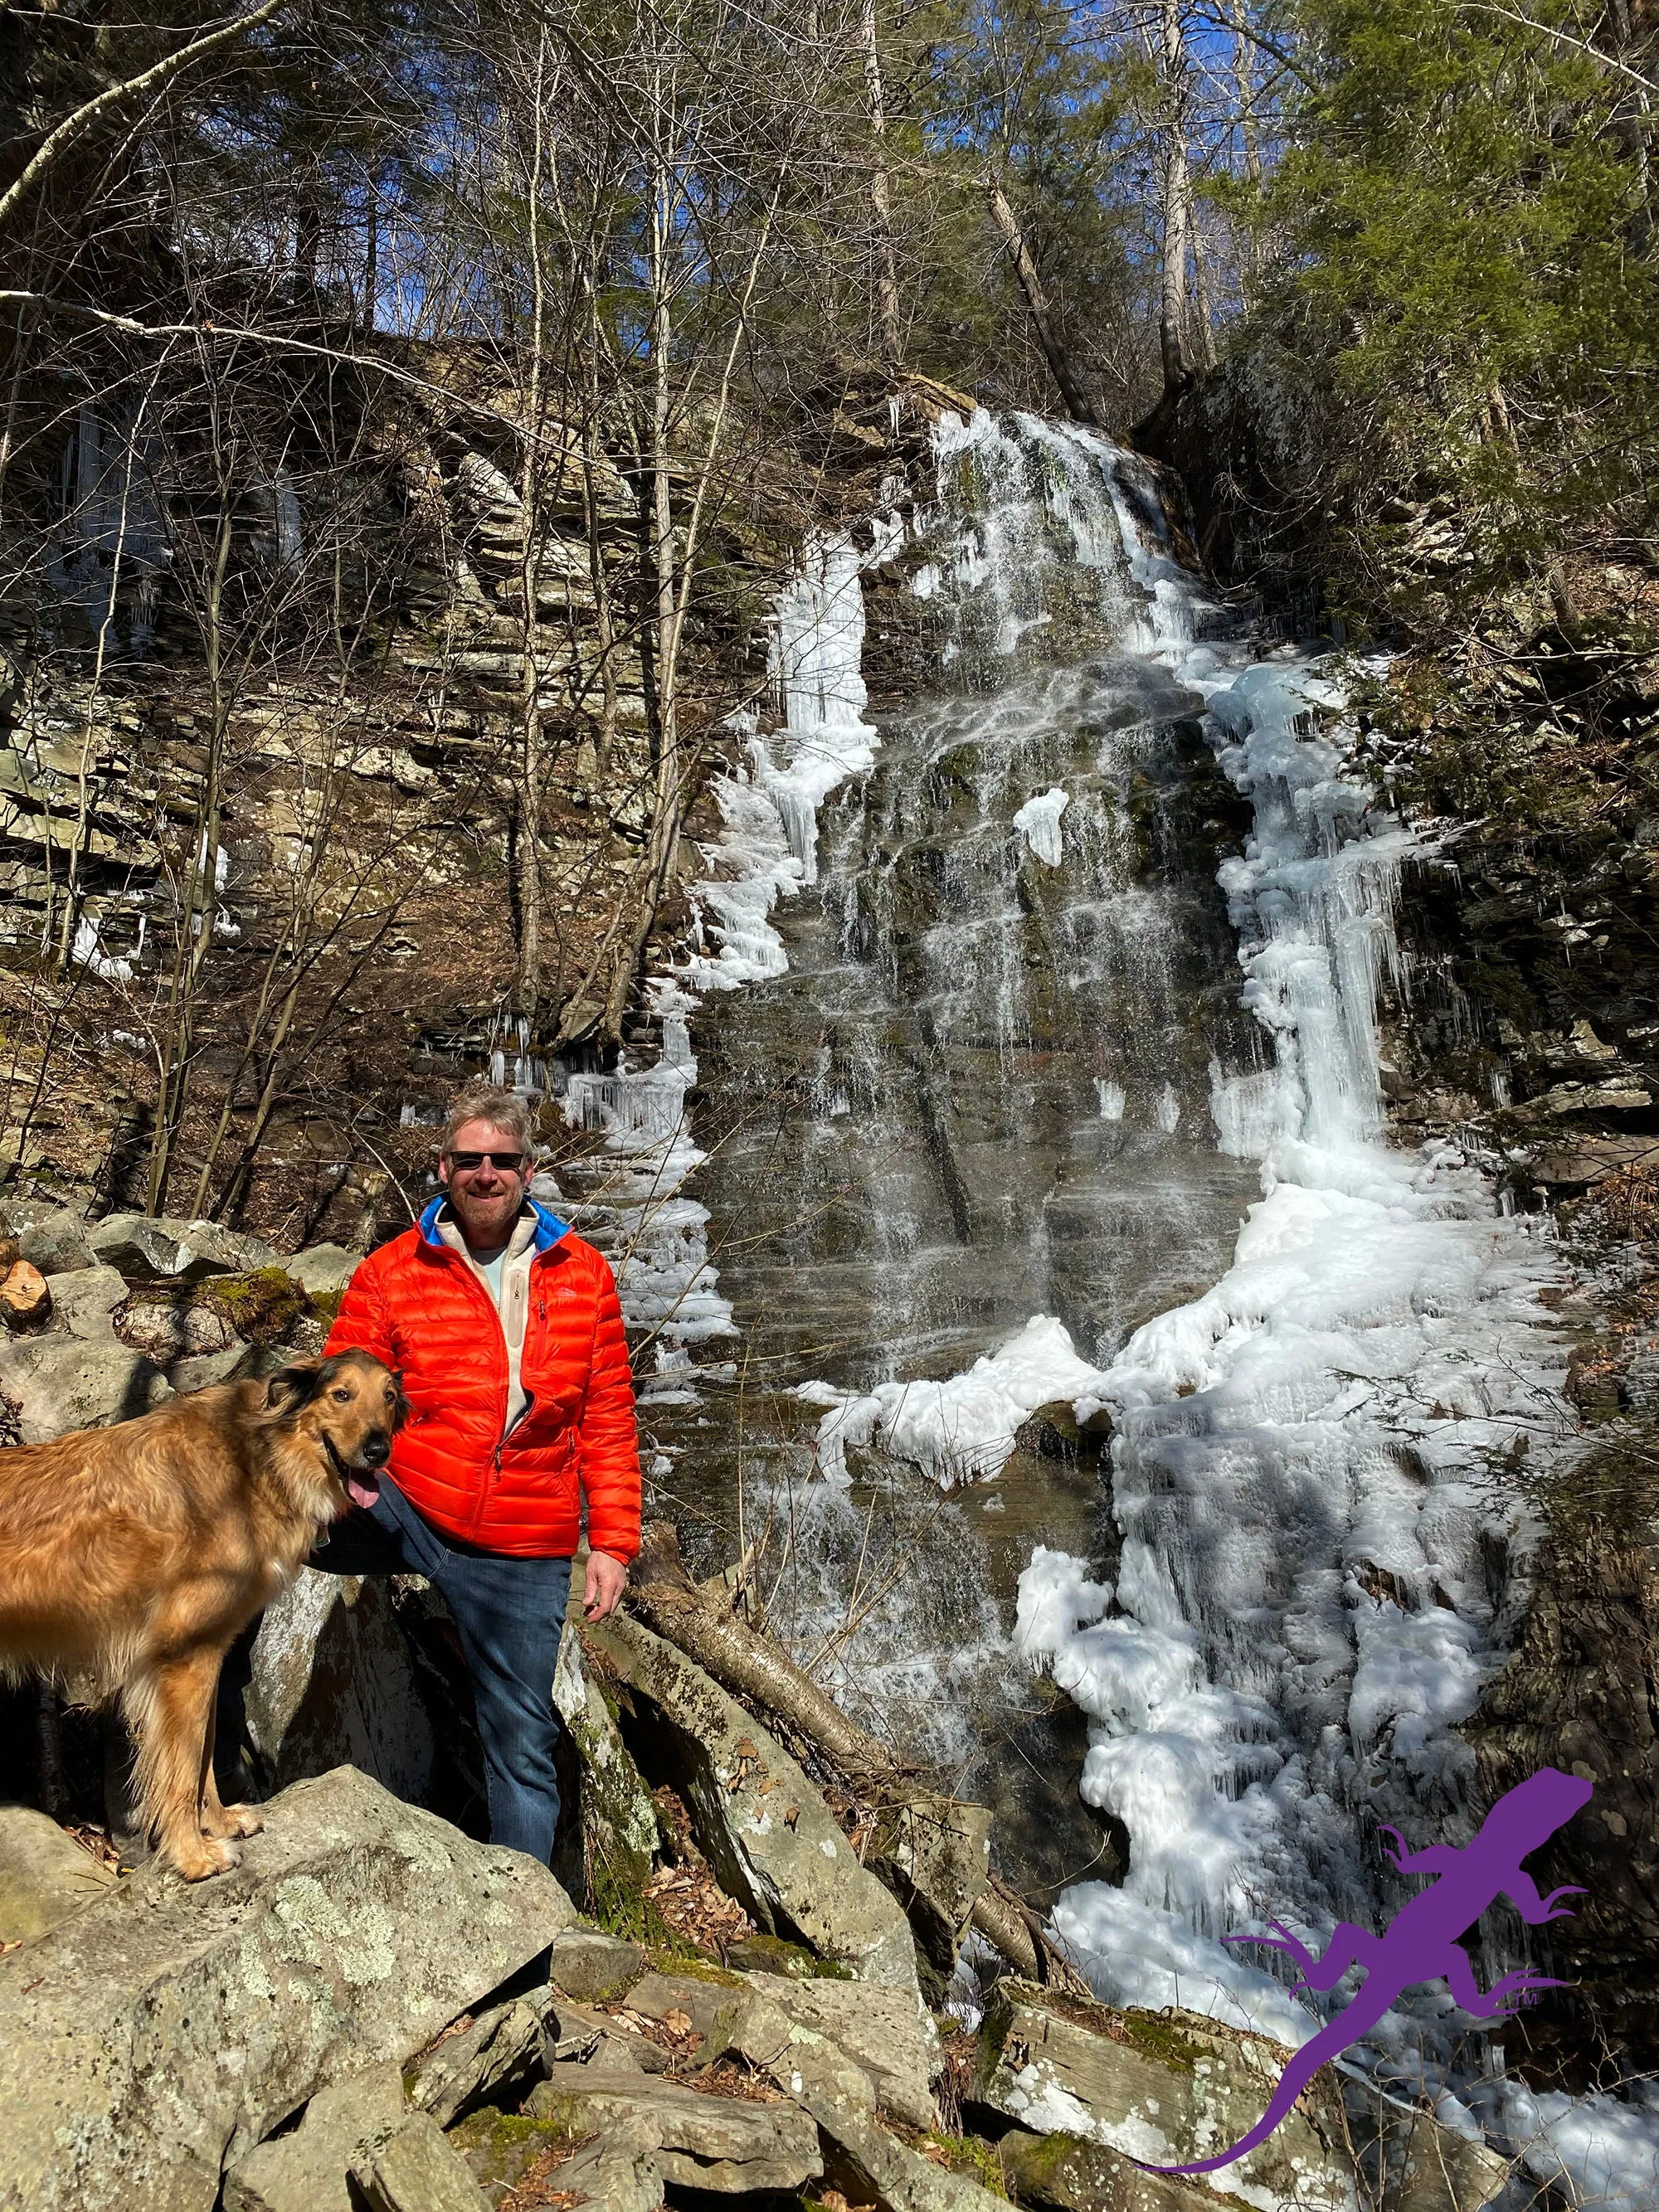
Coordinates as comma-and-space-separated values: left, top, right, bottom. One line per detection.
1142, 1765, 1593, 2177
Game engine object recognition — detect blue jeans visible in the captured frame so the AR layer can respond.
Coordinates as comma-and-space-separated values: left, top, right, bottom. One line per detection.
308, 1480, 572, 1864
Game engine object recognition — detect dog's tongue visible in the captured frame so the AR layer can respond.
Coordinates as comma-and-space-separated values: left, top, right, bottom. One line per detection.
345, 1471, 381, 1510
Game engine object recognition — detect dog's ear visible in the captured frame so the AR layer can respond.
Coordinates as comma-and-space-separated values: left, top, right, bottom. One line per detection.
265, 1360, 324, 1414
390, 1370, 411, 1432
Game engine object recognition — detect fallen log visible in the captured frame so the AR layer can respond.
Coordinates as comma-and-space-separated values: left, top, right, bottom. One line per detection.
625, 1524, 1082, 1992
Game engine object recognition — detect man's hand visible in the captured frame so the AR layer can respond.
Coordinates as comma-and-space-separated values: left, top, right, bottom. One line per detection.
583, 1549, 629, 1622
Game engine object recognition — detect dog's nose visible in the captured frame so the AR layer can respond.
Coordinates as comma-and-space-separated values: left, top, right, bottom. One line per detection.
362, 1435, 392, 1468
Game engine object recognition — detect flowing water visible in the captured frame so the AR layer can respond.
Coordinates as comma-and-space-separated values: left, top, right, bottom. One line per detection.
560, 411, 1658, 2205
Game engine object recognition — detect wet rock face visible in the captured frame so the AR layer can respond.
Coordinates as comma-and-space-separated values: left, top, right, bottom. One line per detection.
676, 660, 1258, 1401
1466, 1456, 1659, 2093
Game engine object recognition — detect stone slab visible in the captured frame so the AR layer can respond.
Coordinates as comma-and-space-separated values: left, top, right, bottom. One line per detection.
222, 2061, 406, 2212
407, 1989, 561, 2127
590, 1615, 918, 1991
526, 2064, 823, 2192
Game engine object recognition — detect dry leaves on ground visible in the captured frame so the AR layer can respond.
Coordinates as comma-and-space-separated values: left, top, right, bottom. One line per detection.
601, 2001, 702, 2066
643, 1861, 752, 1954
498, 2144, 581, 2212
645, 1786, 753, 1954
687, 2057, 787, 2104
62, 1822, 122, 1874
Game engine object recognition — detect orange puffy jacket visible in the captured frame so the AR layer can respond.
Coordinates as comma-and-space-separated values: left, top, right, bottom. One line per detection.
324, 1197, 640, 1562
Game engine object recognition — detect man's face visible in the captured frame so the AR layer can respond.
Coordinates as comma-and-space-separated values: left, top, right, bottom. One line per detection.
440, 1117, 529, 1249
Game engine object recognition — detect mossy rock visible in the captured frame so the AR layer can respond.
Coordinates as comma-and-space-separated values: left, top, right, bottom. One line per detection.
643, 1946, 746, 1987
1114, 2009, 1207, 2075
923, 2132, 1009, 2198
198, 1266, 309, 1344
1000, 2127, 1253, 2211
977, 1981, 1206, 2095
726, 1931, 853, 1981
448, 2108, 570, 2193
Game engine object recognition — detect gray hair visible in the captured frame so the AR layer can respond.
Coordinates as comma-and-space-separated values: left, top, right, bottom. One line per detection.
440, 1082, 537, 1161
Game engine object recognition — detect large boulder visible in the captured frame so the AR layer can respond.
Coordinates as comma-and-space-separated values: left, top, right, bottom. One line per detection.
11, 1204, 96, 1276
0, 1804, 118, 1942
0, 1765, 577, 2212
999, 2127, 1248, 2212
0, 1332, 168, 1443
742, 1971, 937, 2130
245, 1569, 436, 1806
114, 1293, 241, 1365
589, 1615, 919, 1993
352, 2113, 493, 2212
547, 1923, 649, 2001
977, 1982, 1350, 2212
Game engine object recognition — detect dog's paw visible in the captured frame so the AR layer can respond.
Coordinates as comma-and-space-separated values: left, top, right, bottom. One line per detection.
221, 1805, 264, 1839
173, 1840, 236, 1881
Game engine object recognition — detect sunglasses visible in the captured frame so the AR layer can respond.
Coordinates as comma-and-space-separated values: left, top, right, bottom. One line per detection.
447, 1150, 526, 1172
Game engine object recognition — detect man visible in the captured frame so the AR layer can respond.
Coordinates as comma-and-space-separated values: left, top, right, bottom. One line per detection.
315, 1081, 639, 1863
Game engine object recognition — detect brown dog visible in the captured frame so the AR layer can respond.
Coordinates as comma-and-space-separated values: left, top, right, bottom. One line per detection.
0, 1349, 406, 1880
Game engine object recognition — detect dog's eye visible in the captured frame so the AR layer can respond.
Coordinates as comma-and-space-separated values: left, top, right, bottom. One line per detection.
331, 1388, 353, 1403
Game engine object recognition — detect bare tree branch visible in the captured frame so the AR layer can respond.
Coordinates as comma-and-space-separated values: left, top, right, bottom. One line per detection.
0, 0, 287, 233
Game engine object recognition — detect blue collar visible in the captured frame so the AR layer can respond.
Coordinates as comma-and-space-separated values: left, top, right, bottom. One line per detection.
418, 1194, 572, 1254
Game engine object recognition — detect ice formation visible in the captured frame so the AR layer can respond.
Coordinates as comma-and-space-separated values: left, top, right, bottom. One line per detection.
800, 1315, 1107, 1486
1012, 785, 1068, 866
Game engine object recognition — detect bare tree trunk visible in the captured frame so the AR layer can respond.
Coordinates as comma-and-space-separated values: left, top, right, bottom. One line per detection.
513, 32, 554, 1038
1190, 211, 1218, 372
1226, 0, 1262, 299
1157, 0, 1195, 400
1228, 0, 1262, 190
581, 255, 620, 784
859, 0, 902, 365
985, 177, 1102, 426
146, 471, 235, 1215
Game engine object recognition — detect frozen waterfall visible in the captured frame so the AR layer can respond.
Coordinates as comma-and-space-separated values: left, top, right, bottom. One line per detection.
586, 406, 1650, 2205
